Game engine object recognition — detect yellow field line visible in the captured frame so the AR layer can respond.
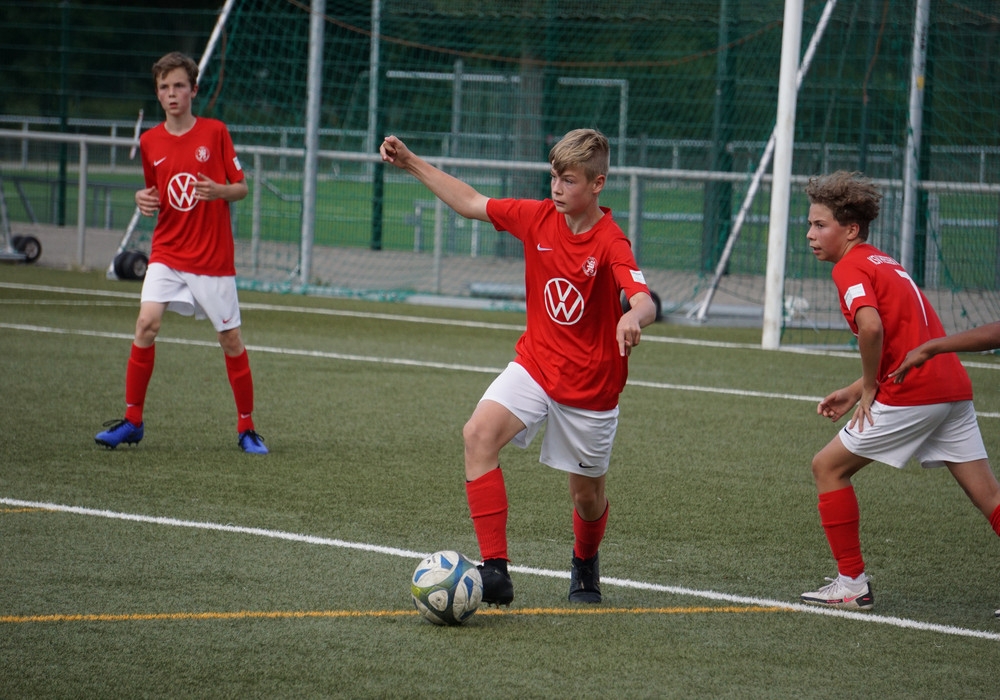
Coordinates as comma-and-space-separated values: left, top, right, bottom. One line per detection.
0, 507, 49, 514
0, 605, 792, 625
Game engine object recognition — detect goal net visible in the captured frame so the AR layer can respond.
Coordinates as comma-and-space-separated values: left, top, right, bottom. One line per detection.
139, 1, 1000, 343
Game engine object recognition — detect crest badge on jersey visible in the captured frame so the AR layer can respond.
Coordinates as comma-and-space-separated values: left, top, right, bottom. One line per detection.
582, 256, 598, 277
195, 146, 210, 163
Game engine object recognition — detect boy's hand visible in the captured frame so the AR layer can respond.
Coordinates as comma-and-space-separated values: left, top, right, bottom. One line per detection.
616, 312, 643, 357
195, 172, 222, 200
616, 292, 656, 356
889, 345, 931, 383
135, 186, 159, 216
379, 135, 410, 168
817, 386, 858, 423
847, 385, 877, 432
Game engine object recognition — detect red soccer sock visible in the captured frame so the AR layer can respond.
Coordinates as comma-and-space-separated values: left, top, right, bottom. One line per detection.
818, 486, 865, 579
123, 343, 155, 426
225, 349, 256, 433
573, 502, 608, 561
990, 504, 1000, 537
465, 467, 509, 562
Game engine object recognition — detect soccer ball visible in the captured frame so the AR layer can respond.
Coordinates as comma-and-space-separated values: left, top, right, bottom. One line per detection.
411, 550, 483, 626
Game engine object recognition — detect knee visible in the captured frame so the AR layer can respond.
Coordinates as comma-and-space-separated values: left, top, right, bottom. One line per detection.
462, 417, 488, 452
810, 455, 825, 483
569, 477, 605, 515
218, 328, 244, 356
572, 489, 603, 514
811, 451, 857, 492
134, 314, 160, 343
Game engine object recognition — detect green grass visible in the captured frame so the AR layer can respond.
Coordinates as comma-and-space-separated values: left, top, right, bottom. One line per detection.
2, 265, 1000, 698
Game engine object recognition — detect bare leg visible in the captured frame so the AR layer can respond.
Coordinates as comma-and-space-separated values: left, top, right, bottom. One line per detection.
462, 399, 525, 480
947, 459, 1000, 520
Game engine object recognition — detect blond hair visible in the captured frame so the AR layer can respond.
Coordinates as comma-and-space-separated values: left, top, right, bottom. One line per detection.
549, 129, 610, 182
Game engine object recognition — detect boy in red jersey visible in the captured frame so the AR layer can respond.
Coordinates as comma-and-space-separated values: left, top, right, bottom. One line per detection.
801, 171, 1000, 613
95, 52, 267, 454
380, 129, 657, 605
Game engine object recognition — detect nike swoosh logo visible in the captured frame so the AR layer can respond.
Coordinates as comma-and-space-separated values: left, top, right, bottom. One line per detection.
153, 157, 167, 166
578, 462, 598, 469
537, 244, 553, 252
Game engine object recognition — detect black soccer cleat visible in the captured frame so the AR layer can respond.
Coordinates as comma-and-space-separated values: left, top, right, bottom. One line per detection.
569, 553, 601, 603
477, 559, 514, 607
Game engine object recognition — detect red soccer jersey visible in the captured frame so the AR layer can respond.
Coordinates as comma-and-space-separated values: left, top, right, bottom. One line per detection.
833, 243, 972, 406
486, 198, 651, 411
139, 118, 243, 276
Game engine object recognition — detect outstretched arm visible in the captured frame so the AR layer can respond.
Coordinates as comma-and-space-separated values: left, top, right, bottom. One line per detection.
379, 135, 490, 222
890, 320, 1000, 383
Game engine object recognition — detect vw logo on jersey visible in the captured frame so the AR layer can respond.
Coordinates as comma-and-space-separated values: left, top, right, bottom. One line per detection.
544, 277, 584, 325
167, 172, 199, 212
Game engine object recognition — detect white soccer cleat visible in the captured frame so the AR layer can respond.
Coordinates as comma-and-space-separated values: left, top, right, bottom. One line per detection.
801, 575, 874, 610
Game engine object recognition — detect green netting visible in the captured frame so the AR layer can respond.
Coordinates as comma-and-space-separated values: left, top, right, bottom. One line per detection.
1, 1, 997, 342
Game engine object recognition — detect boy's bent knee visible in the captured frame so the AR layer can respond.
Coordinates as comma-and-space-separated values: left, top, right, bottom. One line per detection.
134, 317, 160, 344
462, 417, 497, 453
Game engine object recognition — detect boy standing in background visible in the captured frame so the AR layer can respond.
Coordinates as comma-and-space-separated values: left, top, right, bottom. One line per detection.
96, 52, 267, 455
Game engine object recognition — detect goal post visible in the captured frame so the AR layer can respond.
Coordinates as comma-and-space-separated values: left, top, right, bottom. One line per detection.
688, 0, 839, 348
761, 0, 807, 350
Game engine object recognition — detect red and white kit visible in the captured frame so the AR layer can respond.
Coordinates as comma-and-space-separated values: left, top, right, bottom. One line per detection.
486, 198, 650, 411
140, 118, 244, 277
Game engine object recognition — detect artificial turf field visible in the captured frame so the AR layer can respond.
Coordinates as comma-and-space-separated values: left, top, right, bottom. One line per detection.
2, 264, 999, 698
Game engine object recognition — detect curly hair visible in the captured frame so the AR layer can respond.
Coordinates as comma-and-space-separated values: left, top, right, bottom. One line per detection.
804, 171, 882, 240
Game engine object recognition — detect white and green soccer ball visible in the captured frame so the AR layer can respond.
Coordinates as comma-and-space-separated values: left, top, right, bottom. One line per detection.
411, 550, 483, 626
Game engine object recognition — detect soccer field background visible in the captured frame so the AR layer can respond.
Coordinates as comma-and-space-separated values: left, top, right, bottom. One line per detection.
2, 265, 999, 698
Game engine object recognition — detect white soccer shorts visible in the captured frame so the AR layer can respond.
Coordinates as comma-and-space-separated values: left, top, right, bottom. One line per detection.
480, 361, 618, 477
141, 262, 242, 332
838, 399, 987, 469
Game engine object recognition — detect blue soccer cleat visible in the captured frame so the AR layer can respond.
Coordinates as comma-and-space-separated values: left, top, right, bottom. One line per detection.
238, 429, 269, 455
95, 419, 144, 449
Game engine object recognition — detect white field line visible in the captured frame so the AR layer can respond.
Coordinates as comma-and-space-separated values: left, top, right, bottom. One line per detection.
3, 281, 999, 369
2, 321, 998, 419
2, 497, 999, 642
